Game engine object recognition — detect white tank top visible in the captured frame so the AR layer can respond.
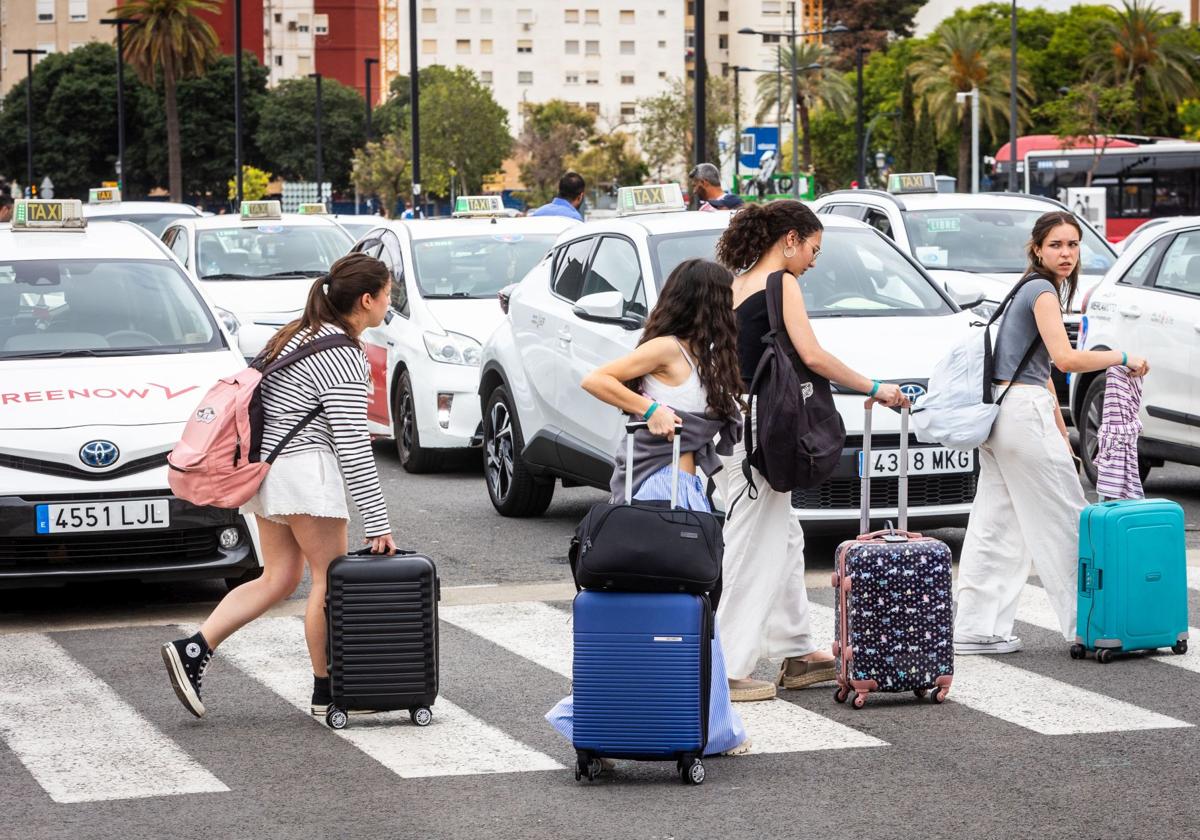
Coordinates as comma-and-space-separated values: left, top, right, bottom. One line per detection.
641, 338, 707, 413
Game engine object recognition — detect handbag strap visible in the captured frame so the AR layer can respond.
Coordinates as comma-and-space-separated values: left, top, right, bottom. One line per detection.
261, 333, 359, 464
982, 275, 1045, 406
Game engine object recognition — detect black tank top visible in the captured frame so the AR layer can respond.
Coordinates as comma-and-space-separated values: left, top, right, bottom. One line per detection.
735, 289, 769, 388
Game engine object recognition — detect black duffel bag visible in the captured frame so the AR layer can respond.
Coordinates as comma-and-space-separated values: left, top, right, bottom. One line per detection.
569, 422, 723, 599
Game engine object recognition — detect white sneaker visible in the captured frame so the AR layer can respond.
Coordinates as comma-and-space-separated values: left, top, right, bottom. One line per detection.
954, 635, 1023, 655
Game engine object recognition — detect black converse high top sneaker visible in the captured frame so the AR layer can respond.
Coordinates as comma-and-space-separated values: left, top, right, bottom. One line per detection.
161, 632, 213, 718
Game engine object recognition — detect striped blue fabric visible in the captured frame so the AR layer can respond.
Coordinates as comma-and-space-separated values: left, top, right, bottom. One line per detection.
547, 465, 747, 755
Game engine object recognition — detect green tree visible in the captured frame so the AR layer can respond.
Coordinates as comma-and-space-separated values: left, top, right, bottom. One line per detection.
417, 65, 511, 197
517, 99, 594, 205
113, 0, 221, 202
566, 133, 649, 202
910, 18, 1033, 191
229, 165, 271, 201
1083, 0, 1197, 133
1035, 82, 1138, 186
637, 76, 733, 182
913, 98, 938, 172
372, 74, 411, 137
353, 134, 410, 217
755, 42, 852, 171
1179, 99, 1200, 141
808, 108, 857, 191
257, 76, 365, 191
894, 72, 917, 172
824, 0, 929, 66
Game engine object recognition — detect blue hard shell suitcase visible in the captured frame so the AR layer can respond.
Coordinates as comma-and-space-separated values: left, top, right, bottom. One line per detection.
1071, 499, 1189, 663
832, 406, 955, 709
571, 590, 711, 785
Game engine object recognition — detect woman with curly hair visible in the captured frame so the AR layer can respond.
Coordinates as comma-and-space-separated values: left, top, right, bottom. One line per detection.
714, 200, 907, 702
546, 257, 752, 758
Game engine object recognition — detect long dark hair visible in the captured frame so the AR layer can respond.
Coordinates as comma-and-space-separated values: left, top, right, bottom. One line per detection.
1026, 210, 1082, 311
260, 252, 390, 364
715, 199, 823, 272
635, 258, 744, 419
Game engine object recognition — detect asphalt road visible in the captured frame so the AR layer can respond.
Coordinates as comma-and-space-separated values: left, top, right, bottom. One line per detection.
2, 442, 1200, 839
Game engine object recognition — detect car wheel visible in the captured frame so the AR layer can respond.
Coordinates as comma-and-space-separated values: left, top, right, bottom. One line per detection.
483, 385, 554, 517
394, 370, 440, 474
1079, 376, 1152, 488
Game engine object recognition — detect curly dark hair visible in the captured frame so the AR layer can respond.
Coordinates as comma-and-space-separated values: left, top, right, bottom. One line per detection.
715, 199, 823, 272
635, 258, 744, 419
1025, 210, 1082, 312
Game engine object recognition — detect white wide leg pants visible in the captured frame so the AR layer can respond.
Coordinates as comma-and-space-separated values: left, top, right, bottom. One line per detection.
955, 385, 1087, 643
713, 433, 817, 679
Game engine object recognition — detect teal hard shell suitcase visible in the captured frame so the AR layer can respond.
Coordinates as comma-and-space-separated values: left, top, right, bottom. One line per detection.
1072, 499, 1189, 663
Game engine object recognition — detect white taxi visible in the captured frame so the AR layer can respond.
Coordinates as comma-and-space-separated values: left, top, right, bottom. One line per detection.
160, 201, 354, 360
0, 199, 261, 590
352, 196, 577, 472
477, 185, 980, 534
81, 187, 203, 236
1072, 215, 1200, 484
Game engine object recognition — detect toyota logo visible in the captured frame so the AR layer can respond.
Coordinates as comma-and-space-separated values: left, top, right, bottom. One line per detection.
79, 440, 120, 468
898, 383, 927, 405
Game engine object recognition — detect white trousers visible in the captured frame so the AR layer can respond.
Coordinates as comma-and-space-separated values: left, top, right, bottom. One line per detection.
713, 432, 816, 679
955, 385, 1087, 643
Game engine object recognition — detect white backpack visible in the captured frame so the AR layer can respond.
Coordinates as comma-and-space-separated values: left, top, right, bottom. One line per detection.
912, 277, 1043, 451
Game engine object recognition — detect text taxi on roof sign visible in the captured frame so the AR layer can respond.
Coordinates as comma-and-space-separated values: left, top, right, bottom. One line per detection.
616, 183, 686, 216
239, 200, 283, 222
88, 187, 121, 205
452, 195, 519, 219
13, 198, 87, 230
297, 203, 328, 215
887, 172, 938, 195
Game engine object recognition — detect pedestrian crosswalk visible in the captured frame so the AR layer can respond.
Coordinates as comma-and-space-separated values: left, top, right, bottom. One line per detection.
1, 585, 1198, 805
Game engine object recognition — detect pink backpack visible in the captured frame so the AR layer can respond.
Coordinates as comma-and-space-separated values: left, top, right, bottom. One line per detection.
168, 334, 356, 508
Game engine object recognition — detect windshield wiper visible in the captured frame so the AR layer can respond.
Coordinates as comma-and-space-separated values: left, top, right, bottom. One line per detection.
200, 272, 254, 280
3, 347, 190, 360
261, 270, 327, 278
422, 292, 475, 299
2, 348, 106, 359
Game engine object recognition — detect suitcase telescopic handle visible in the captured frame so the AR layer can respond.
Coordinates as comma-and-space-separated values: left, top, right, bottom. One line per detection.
861, 402, 911, 535
625, 420, 683, 508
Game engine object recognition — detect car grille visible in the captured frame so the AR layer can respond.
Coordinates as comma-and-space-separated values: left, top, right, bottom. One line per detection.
0, 451, 169, 481
792, 473, 978, 511
0, 528, 219, 572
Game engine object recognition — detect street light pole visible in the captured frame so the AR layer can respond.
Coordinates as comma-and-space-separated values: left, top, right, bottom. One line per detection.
856, 45, 865, 187
694, 0, 706, 168
234, 0, 244, 205
364, 56, 379, 140
310, 73, 324, 208
100, 19, 133, 196
788, 1, 799, 197
409, 0, 421, 217
1008, 0, 1019, 192
733, 68, 741, 188
13, 49, 47, 197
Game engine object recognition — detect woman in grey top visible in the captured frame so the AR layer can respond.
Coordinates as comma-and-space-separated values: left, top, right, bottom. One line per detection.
955, 211, 1150, 654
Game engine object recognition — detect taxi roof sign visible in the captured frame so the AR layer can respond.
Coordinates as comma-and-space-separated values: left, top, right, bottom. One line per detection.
240, 200, 282, 221
88, 187, 121, 204
887, 172, 938, 195
452, 195, 506, 217
617, 184, 686, 216
297, 203, 328, 215
12, 199, 86, 231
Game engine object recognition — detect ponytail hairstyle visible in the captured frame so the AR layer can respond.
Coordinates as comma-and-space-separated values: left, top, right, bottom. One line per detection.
259, 252, 390, 364
635, 258, 745, 419
1025, 210, 1082, 311
715, 199, 823, 273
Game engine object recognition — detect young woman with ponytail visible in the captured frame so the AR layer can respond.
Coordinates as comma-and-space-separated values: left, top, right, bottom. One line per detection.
713, 200, 908, 702
161, 252, 398, 720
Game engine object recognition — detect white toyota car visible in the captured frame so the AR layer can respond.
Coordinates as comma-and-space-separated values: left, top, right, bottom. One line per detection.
352, 198, 577, 471
160, 201, 354, 360
477, 186, 982, 535
0, 200, 261, 590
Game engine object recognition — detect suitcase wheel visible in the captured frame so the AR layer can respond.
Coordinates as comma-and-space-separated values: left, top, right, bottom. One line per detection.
1173, 640, 1188, 656
851, 692, 867, 710
410, 706, 433, 727
326, 707, 348, 730
833, 686, 849, 704
930, 686, 948, 704
1069, 644, 1087, 660
1095, 648, 1116, 664
913, 688, 927, 699
680, 758, 705, 786
575, 757, 602, 783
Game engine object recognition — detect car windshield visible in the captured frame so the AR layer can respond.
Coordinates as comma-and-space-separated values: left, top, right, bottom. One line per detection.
196, 225, 351, 280
89, 213, 197, 236
412, 233, 556, 298
0, 259, 224, 359
901, 208, 1116, 274
336, 221, 378, 241
648, 228, 954, 317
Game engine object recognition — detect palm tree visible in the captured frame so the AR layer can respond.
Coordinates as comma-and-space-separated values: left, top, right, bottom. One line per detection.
755, 41, 852, 172
910, 19, 1033, 191
112, 0, 220, 202
1084, 0, 1197, 132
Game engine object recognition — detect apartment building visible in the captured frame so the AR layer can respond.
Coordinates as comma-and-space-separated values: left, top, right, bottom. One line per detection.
0, 0, 113, 95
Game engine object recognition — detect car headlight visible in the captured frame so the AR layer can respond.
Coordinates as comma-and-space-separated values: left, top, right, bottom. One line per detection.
215, 306, 240, 335
971, 300, 999, 320
423, 330, 481, 366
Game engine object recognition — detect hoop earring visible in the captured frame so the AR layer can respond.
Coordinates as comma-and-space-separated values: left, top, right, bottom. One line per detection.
783, 244, 797, 259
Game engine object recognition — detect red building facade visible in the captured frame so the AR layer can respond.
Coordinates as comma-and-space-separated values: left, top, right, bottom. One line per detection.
316, 0, 381, 101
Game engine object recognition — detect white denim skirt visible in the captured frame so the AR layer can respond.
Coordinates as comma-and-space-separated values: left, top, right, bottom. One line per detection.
240, 449, 349, 524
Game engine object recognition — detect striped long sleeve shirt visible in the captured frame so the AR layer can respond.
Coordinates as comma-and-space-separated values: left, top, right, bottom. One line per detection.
257, 323, 391, 537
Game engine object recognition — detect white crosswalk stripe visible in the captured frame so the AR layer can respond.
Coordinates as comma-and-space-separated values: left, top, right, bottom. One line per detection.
209, 617, 563, 778
807, 602, 1191, 735
441, 600, 887, 754
0, 633, 228, 803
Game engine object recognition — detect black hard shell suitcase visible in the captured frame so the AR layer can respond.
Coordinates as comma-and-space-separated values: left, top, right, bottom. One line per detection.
832, 405, 955, 709
324, 548, 440, 729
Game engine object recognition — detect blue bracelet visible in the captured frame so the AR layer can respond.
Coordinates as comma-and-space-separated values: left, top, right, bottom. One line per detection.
1121, 352, 1128, 367
869, 380, 880, 397
643, 401, 660, 421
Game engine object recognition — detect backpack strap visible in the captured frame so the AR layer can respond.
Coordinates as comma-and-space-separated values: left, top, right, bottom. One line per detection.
259, 333, 360, 464
981, 274, 1045, 406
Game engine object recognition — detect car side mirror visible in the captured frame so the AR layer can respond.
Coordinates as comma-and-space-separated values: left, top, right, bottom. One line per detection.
944, 280, 986, 311
573, 291, 643, 330
384, 309, 394, 325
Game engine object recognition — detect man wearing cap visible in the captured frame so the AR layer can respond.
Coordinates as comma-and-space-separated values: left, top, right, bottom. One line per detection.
531, 172, 585, 222
689, 163, 744, 211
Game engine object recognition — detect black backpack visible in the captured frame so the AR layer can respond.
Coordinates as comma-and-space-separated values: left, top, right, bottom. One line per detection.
741, 270, 846, 496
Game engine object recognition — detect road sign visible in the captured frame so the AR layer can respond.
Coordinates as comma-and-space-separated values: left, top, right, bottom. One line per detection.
738, 126, 779, 170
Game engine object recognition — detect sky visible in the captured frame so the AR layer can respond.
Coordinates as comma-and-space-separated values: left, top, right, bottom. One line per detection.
913, 0, 1193, 35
